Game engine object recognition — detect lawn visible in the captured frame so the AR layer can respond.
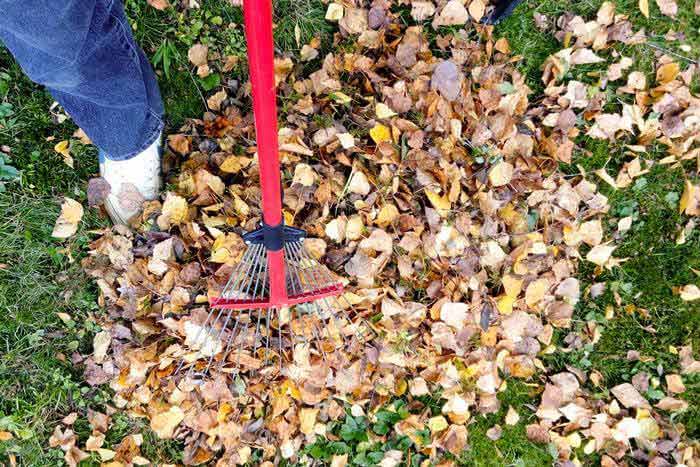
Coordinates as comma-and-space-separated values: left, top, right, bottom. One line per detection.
0, 0, 698, 465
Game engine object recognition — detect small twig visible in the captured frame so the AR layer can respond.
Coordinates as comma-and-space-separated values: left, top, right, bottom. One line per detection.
646, 42, 699, 65
188, 67, 209, 109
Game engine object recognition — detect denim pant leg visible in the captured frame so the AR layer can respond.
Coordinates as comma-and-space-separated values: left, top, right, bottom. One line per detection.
0, 0, 164, 161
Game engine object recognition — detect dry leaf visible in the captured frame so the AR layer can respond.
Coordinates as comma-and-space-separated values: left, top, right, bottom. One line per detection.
505, 406, 520, 425
679, 284, 700, 301
348, 171, 371, 195
93, 331, 111, 364
665, 374, 685, 394
188, 44, 208, 67
433, 0, 469, 27
369, 124, 392, 144
468, 0, 485, 21
488, 161, 514, 187
611, 383, 650, 409
150, 406, 185, 439
656, 0, 678, 17
639, 0, 650, 17
325, 2, 344, 21
54, 140, 73, 168
147, 0, 170, 10
52, 198, 84, 239
87, 177, 111, 207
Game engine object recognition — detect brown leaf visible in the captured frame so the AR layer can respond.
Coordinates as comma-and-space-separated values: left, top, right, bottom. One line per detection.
611, 383, 651, 409
656, 0, 678, 17
431, 60, 463, 102
147, 0, 170, 10
187, 44, 208, 67
432, 0, 469, 27
665, 374, 686, 394
87, 177, 111, 207
168, 134, 191, 155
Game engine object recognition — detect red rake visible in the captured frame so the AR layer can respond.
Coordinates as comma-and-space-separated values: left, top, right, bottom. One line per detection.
179, 0, 366, 379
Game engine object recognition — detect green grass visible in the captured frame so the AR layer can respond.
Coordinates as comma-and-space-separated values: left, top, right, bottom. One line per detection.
1, 0, 699, 464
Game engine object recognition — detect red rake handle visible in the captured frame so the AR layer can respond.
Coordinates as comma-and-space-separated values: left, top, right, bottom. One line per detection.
243, 0, 282, 226
243, 0, 287, 303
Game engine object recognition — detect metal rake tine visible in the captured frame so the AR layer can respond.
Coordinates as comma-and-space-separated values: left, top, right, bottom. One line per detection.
198, 245, 260, 373
184, 307, 226, 378
305, 302, 329, 360
177, 243, 263, 375
284, 244, 308, 350
285, 246, 333, 358
203, 309, 236, 375
234, 247, 268, 371
221, 243, 263, 298
277, 309, 284, 371
250, 250, 268, 363
217, 309, 246, 372
177, 306, 224, 377
292, 303, 312, 353
287, 242, 348, 350
234, 311, 250, 372
263, 307, 273, 367
319, 296, 351, 351
292, 244, 346, 347
288, 244, 345, 350
285, 246, 322, 330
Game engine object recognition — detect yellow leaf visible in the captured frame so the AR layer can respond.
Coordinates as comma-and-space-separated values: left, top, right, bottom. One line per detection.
159, 193, 188, 228
219, 155, 251, 174
468, 0, 485, 21
369, 123, 392, 144
54, 140, 69, 156
330, 92, 352, 105
93, 330, 111, 364
325, 2, 344, 21
52, 197, 84, 239
299, 408, 319, 435
428, 415, 448, 433
502, 274, 523, 298
376, 203, 399, 227
679, 180, 694, 214
525, 278, 549, 307
586, 244, 616, 266
0, 431, 13, 441
656, 62, 680, 85
292, 163, 318, 187
425, 189, 451, 216
639, 0, 649, 17
488, 161, 514, 187
595, 168, 618, 189
150, 406, 184, 439
496, 294, 515, 315
98, 449, 117, 461
210, 233, 242, 264
54, 140, 73, 168
375, 102, 397, 119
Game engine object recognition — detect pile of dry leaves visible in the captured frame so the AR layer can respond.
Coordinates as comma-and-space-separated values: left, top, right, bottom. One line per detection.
56, 0, 700, 465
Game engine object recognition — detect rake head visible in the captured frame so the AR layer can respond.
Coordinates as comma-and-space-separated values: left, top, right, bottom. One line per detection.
178, 225, 367, 381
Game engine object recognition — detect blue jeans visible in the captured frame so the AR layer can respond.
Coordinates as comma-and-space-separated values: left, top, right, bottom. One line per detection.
0, 0, 164, 161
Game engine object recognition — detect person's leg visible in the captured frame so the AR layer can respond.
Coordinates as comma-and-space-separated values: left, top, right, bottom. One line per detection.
0, 0, 164, 223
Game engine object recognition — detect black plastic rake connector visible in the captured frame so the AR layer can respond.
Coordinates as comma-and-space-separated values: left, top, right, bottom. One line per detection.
242, 223, 307, 251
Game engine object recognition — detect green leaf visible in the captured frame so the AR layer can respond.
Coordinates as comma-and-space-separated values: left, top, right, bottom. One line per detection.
199, 73, 221, 91
339, 415, 368, 442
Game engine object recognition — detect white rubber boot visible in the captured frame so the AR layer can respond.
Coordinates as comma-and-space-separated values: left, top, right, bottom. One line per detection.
99, 136, 162, 225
